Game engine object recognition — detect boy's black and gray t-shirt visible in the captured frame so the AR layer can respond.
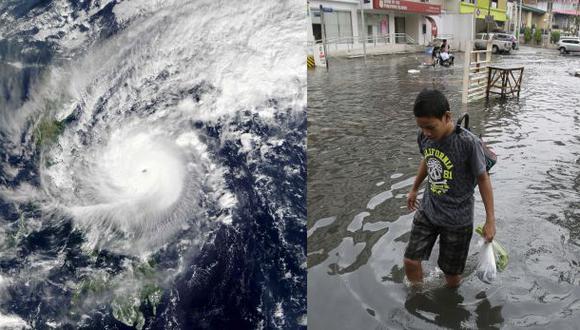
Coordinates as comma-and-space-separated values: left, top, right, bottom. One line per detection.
417, 127, 487, 227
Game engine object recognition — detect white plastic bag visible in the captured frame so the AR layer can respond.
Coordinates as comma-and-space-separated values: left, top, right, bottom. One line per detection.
477, 241, 497, 283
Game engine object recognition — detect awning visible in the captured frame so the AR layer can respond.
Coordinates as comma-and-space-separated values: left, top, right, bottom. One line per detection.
520, 4, 546, 15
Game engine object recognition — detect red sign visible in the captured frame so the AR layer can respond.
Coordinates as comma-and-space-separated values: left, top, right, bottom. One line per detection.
373, 0, 441, 15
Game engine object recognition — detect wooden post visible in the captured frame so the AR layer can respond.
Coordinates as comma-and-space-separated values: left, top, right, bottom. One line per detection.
462, 41, 472, 104
486, 38, 492, 63
501, 70, 508, 98
463, 40, 494, 103
519, 68, 523, 97
486, 65, 492, 99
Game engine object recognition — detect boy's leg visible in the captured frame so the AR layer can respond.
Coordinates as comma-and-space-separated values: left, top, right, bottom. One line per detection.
445, 274, 461, 288
404, 211, 438, 285
437, 224, 473, 288
403, 258, 423, 283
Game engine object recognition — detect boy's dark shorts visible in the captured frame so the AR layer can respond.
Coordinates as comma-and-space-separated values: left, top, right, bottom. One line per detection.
404, 210, 473, 276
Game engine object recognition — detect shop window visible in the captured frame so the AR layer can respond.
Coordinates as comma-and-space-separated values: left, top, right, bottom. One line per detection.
320, 11, 353, 41
337, 11, 352, 39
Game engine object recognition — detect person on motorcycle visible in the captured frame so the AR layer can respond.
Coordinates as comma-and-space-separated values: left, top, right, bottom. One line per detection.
439, 39, 454, 66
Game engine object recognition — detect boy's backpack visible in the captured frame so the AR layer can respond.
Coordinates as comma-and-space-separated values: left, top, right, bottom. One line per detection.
456, 113, 497, 172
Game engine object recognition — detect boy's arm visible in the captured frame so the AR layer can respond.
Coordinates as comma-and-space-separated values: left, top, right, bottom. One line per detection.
407, 159, 427, 211
477, 172, 496, 242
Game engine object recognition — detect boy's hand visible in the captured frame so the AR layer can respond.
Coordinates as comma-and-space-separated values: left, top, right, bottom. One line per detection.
407, 189, 419, 211
482, 218, 496, 242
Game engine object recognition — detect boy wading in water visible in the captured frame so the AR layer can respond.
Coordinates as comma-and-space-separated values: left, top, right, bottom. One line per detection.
404, 89, 496, 288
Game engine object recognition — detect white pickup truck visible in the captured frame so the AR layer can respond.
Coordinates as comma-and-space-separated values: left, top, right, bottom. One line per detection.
474, 33, 512, 54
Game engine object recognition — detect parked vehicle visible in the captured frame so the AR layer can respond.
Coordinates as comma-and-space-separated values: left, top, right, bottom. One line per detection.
495, 32, 519, 50
474, 33, 512, 54
558, 38, 580, 54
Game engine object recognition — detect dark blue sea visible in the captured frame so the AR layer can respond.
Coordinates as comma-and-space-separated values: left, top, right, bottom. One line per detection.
0, 1, 306, 329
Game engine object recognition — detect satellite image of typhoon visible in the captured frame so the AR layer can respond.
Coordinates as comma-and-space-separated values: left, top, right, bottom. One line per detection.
0, 0, 306, 328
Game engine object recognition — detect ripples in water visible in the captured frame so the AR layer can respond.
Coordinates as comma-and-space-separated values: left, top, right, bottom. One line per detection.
308, 46, 580, 329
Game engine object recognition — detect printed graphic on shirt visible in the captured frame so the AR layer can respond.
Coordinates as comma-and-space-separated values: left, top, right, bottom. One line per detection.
423, 148, 454, 195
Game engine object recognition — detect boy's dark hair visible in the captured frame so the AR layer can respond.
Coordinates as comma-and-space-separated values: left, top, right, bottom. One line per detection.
413, 89, 450, 118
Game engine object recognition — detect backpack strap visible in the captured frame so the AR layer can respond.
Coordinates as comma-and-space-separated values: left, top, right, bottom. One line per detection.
456, 113, 497, 172
456, 113, 469, 131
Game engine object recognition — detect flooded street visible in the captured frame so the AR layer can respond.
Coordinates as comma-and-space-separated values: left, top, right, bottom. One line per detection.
307, 46, 580, 329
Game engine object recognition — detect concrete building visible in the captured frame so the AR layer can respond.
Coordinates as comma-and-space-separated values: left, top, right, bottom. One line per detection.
307, 0, 444, 56
519, 2, 548, 30
507, 0, 579, 33
365, 0, 443, 45
455, 0, 509, 32
435, 0, 508, 50
536, 0, 580, 33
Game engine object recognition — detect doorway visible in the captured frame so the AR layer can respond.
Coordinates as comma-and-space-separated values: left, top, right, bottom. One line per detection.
312, 24, 322, 42
395, 17, 406, 43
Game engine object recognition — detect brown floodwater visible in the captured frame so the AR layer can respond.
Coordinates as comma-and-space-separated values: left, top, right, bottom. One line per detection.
308, 46, 580, 329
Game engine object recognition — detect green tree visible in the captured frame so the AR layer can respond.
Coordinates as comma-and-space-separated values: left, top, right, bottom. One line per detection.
524, 27, 532, 43
551, 31, 560, 43
534, 29, 542, 44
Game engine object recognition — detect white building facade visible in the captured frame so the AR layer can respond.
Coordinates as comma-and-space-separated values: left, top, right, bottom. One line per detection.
308, 0, 444, 56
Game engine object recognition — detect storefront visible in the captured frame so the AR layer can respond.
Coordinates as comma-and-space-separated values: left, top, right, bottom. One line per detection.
371, 0, 442, 45
519, 4, 548, 30
308, 0, 442, 49
553, 9, 580, 32
308, 1, 358, 42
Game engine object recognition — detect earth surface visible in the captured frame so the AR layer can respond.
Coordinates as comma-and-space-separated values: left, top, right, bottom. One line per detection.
0, 0, 306, 329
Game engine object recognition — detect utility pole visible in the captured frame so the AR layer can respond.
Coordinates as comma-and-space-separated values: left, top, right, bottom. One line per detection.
486, 0, 492, 35
510, 1, 516, 34
320, 5, 329, 71
547, 0, 553, 46
360, 0, 367, 62
517, 0, 523, 39
576, 0, 580, 37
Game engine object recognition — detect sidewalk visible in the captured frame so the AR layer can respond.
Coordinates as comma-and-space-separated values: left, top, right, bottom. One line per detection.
520, 42, 558, 50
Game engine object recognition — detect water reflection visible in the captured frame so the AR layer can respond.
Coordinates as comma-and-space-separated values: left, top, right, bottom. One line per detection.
403, 287, 504, 329
405, 288, 500, 329
308, 46, 580, 329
